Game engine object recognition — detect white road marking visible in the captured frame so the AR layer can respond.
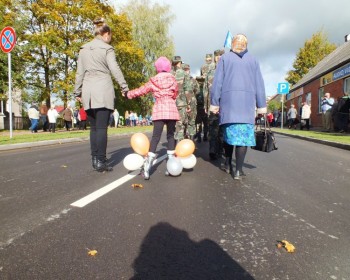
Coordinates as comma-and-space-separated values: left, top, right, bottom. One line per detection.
70, 154, 167, 208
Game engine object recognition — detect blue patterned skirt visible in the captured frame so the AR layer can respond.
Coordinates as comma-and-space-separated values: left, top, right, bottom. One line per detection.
222, 123, 256, 146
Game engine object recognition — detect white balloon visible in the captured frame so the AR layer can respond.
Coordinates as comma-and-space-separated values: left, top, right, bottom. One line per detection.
180, 154, 197, 169
166, 157, 183, 176
123, 153, 144, 171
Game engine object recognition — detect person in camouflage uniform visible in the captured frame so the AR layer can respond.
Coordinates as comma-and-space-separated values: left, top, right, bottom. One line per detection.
171, 56, 193, 141
200, 54, 213, 77
204, 49, 225, 160
194, 76, 208, 143
182, 63, 198, 139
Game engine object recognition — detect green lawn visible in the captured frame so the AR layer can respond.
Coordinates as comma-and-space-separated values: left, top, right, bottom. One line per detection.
273, 128, 350, 145
0, 126, 153, 146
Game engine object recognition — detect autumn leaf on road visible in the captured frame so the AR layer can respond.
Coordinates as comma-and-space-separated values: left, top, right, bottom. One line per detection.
132, 184, 143, 188
87, 249, 98, 256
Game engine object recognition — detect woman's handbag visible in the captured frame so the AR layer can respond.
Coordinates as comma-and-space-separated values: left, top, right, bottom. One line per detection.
252, 114, 278, 152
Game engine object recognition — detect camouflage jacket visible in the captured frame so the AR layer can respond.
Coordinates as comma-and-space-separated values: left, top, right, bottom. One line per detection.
187, 76, 199, 111
172, 68, 191, 108
203, 62, 216, 112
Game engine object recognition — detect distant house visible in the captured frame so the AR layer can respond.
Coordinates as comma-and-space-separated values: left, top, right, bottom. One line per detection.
286, 35, 350, 128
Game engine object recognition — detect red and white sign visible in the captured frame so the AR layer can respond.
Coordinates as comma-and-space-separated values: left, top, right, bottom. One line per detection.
0, 26, 16, 53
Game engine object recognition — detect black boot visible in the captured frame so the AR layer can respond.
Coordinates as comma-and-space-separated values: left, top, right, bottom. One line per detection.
92, 156, 98, 170
221, 157, 232, 174
95, 159, 113, 172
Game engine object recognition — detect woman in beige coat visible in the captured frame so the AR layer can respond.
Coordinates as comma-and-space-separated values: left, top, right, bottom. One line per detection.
74, 18, 129, 172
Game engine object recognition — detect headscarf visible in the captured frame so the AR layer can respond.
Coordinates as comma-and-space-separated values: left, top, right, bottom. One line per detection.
154, 56, 171, 73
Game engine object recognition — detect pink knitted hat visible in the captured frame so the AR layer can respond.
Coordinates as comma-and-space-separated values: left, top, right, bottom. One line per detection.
154, 56, 171, 73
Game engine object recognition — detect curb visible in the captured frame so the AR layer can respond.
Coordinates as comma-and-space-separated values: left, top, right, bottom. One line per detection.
273, 131, 350, 151
0, 132, 148, 152
0, 137, 89, 152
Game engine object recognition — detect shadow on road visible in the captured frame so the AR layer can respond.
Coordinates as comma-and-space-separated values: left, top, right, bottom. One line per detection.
131, 222, 255, 280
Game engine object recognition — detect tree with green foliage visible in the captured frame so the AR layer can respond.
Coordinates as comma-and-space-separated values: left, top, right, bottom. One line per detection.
267, 100, 281, 112
18, 0, 144, 110
120, 0, 175, 115
286, 30, 337, 86
0, 0, 26, 104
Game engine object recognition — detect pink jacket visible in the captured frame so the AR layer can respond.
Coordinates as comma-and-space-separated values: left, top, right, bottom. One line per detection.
128, 72, 179, 121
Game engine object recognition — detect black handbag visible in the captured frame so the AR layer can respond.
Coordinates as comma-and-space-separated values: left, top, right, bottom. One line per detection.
252, 114, 278, 152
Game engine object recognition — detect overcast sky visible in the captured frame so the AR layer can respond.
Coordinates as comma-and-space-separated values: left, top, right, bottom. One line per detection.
113, 0, 350, 97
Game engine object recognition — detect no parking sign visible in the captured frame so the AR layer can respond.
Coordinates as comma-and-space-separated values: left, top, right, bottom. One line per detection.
1, 26, 16, 139
1, 26, 16, 53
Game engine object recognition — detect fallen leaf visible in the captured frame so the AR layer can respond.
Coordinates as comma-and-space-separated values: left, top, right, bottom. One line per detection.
88, 250, 98, 256
132, 184, 143, 188
277, 240, 295, 253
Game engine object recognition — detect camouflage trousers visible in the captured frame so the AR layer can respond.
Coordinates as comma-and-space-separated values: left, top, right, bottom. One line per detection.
208, 112, 223, 156
195, 107, 208, 139
175, 107, 196, 141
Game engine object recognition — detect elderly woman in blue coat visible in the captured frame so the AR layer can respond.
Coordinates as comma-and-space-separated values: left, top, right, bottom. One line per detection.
210, 34, 267, 180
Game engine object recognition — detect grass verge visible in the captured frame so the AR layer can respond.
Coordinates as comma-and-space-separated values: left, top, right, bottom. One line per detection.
0, 126, 153, 146
273, 128, 350, 145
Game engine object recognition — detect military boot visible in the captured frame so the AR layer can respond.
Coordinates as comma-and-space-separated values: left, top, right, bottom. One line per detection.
143, 152, 156, 180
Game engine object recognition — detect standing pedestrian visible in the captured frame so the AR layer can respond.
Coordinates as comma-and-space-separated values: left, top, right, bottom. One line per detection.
182, 63, 198, 140
336, 92, 350, 133
113, 109, 119, 128
79, 105, 87, 130
205, 49, 225, 160
127, 56, 179, 180
321, 92, 334, 132
300, 102, 311, 130
74, 18, 129, 172
28, 103, 40, 133
194, 76, 208, 143
210, 34, 267, 179
287, 104, 297, 129
39, 101, 49, 132
47, 105, 59, 133
62, 104, 73, 131
171, 55, 192, 141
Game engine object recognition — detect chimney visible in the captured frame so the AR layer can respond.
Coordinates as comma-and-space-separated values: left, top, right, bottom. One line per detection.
345, 34, 350, 42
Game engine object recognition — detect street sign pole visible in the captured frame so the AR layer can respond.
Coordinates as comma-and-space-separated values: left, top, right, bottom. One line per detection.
281, 94, 284, 129
8, 52, 12, 138
277, 82, 290, 130
1, 26, 16, 139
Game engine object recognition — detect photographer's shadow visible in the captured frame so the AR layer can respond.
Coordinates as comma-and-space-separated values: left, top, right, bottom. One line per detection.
131, 222, 254, 280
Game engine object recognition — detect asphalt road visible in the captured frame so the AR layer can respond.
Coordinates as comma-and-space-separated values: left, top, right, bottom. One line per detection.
0, 133, 349, 280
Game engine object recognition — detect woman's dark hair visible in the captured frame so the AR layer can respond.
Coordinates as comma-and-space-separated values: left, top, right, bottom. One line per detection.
93, 18, 111, 36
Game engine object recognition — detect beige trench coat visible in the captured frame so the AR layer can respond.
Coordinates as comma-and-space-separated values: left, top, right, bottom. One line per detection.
74, 37, 128, 111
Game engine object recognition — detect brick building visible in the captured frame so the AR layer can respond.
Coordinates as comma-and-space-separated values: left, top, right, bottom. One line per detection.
286, 35, 350, 128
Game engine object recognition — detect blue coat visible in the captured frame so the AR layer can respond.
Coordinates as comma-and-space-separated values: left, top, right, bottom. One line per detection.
210, 50, 266, 125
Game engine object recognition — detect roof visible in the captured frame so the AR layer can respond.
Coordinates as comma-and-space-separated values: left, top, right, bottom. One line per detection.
292, 41, 350, 90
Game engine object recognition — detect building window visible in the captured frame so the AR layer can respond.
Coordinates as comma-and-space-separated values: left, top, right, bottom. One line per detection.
318, 88, 324, 113
306, 92, 311, 105
344, 77, 350, 95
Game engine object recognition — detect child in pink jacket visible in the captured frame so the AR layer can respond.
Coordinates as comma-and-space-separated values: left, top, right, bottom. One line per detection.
127, 57, 179, 179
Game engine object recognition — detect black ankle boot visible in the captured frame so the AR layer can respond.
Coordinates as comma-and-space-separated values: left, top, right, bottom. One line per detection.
92, 156, 98, 170
95, 159, 113, 172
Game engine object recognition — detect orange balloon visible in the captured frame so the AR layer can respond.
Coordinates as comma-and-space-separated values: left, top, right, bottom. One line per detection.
175, 139, 195, 157
130, 133, 150, 156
